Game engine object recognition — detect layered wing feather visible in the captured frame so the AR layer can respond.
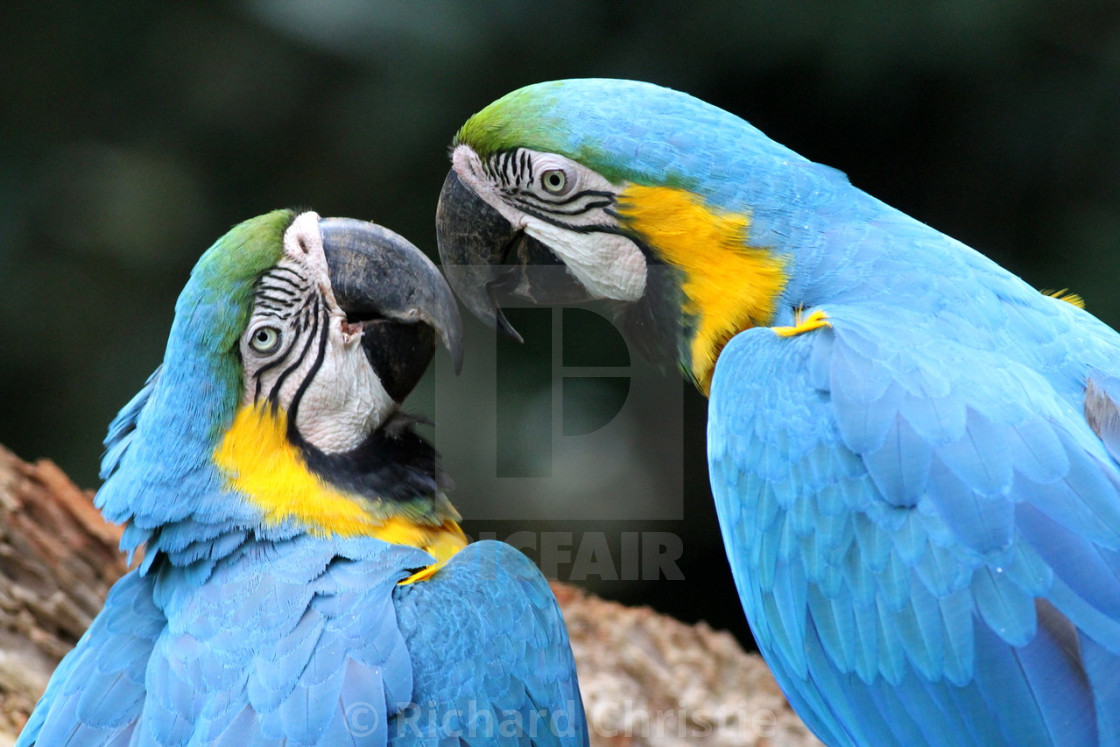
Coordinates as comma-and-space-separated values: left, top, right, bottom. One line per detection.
137, 536, 426, 746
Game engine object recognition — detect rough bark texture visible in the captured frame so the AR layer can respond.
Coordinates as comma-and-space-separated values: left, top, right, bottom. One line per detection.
0, 445, 132, 743
554, 584, 820, 747
0, 445, 818, 747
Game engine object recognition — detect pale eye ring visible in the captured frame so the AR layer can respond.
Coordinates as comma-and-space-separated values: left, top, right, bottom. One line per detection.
249, 326, 282, 355
540, 168, 570, 195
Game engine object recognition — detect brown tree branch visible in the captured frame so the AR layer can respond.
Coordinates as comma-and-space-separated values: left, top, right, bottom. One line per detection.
0, 445, 131, 739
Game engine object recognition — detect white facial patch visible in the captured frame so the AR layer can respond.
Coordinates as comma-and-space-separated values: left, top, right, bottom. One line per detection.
292, 321, 395, 454
523, 219, 647, 302
451, 145, 647, 303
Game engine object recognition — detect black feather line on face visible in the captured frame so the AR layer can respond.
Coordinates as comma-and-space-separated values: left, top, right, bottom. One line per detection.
284, 295, 329, 436
248, 265, 313, 402
266, 295, 322, 411
510, 193, 615, 217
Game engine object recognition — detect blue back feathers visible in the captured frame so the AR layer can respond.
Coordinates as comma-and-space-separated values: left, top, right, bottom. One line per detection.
21, 537, 586, 745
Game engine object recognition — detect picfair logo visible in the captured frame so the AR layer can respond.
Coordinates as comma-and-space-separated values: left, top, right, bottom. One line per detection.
433, 274, 684, 521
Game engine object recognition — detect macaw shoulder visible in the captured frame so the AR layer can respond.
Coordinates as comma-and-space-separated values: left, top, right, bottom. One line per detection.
395, 539, 566, 621
392, 540, 588, 745
713, 297, 1120, 447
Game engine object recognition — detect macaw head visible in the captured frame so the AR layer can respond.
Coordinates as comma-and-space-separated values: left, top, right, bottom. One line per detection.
96, 209, 465, 566
437, 78, 854, 392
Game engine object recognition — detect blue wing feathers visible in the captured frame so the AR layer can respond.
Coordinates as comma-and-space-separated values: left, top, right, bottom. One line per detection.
937, 410, 1014, 496
933, 589, 975, 686
896, 584, 942, 679
807, 585, 855, 673
853, 512, 891, 574
710, 295, 1120, 744
1019, 505, 1120, 623
1082, 634, 1120, 747
772, 551, 809, 670
1042, 432, 1120, 545
1007, 417, 1070, 484
912, 541, 971, 598
1001, 540, 1053, 597
928, 455, 1015, 552
209, 706, 283, 747
1020, 621, 1097, 741
248, 611, 326, 710
873, 596, 908, 684
970, 624, 1068, 743
889, 511, 927, 565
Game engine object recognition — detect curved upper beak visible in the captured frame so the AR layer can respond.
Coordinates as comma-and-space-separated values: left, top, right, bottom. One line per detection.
435, 169, 591, 343
320, 217, 463, 401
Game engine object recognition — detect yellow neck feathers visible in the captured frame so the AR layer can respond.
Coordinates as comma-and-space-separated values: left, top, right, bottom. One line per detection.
617, 185, 787, 394
212, 403, 466, 563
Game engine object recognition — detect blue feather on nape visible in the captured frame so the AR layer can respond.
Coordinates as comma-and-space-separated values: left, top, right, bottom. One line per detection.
100, 366, 161, 480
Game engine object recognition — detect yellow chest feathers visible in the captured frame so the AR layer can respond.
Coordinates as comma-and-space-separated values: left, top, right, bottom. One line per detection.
212, 404, 466, 562
616, 185, 787, 394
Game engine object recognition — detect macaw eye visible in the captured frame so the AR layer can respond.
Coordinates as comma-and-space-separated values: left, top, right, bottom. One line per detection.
249, 326, 281, 354
540, 169, 570, 195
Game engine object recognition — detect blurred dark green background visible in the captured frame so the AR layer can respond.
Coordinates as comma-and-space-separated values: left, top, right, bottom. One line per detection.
2, 1, 1118, 651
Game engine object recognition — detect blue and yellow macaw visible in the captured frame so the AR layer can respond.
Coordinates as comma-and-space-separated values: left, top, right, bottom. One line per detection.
18, 209, 587, 745
434, 78, 1120, 745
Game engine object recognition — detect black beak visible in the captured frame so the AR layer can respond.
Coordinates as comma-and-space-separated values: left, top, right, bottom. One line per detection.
320, 217, 463, 402
435, 169, 591, 343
